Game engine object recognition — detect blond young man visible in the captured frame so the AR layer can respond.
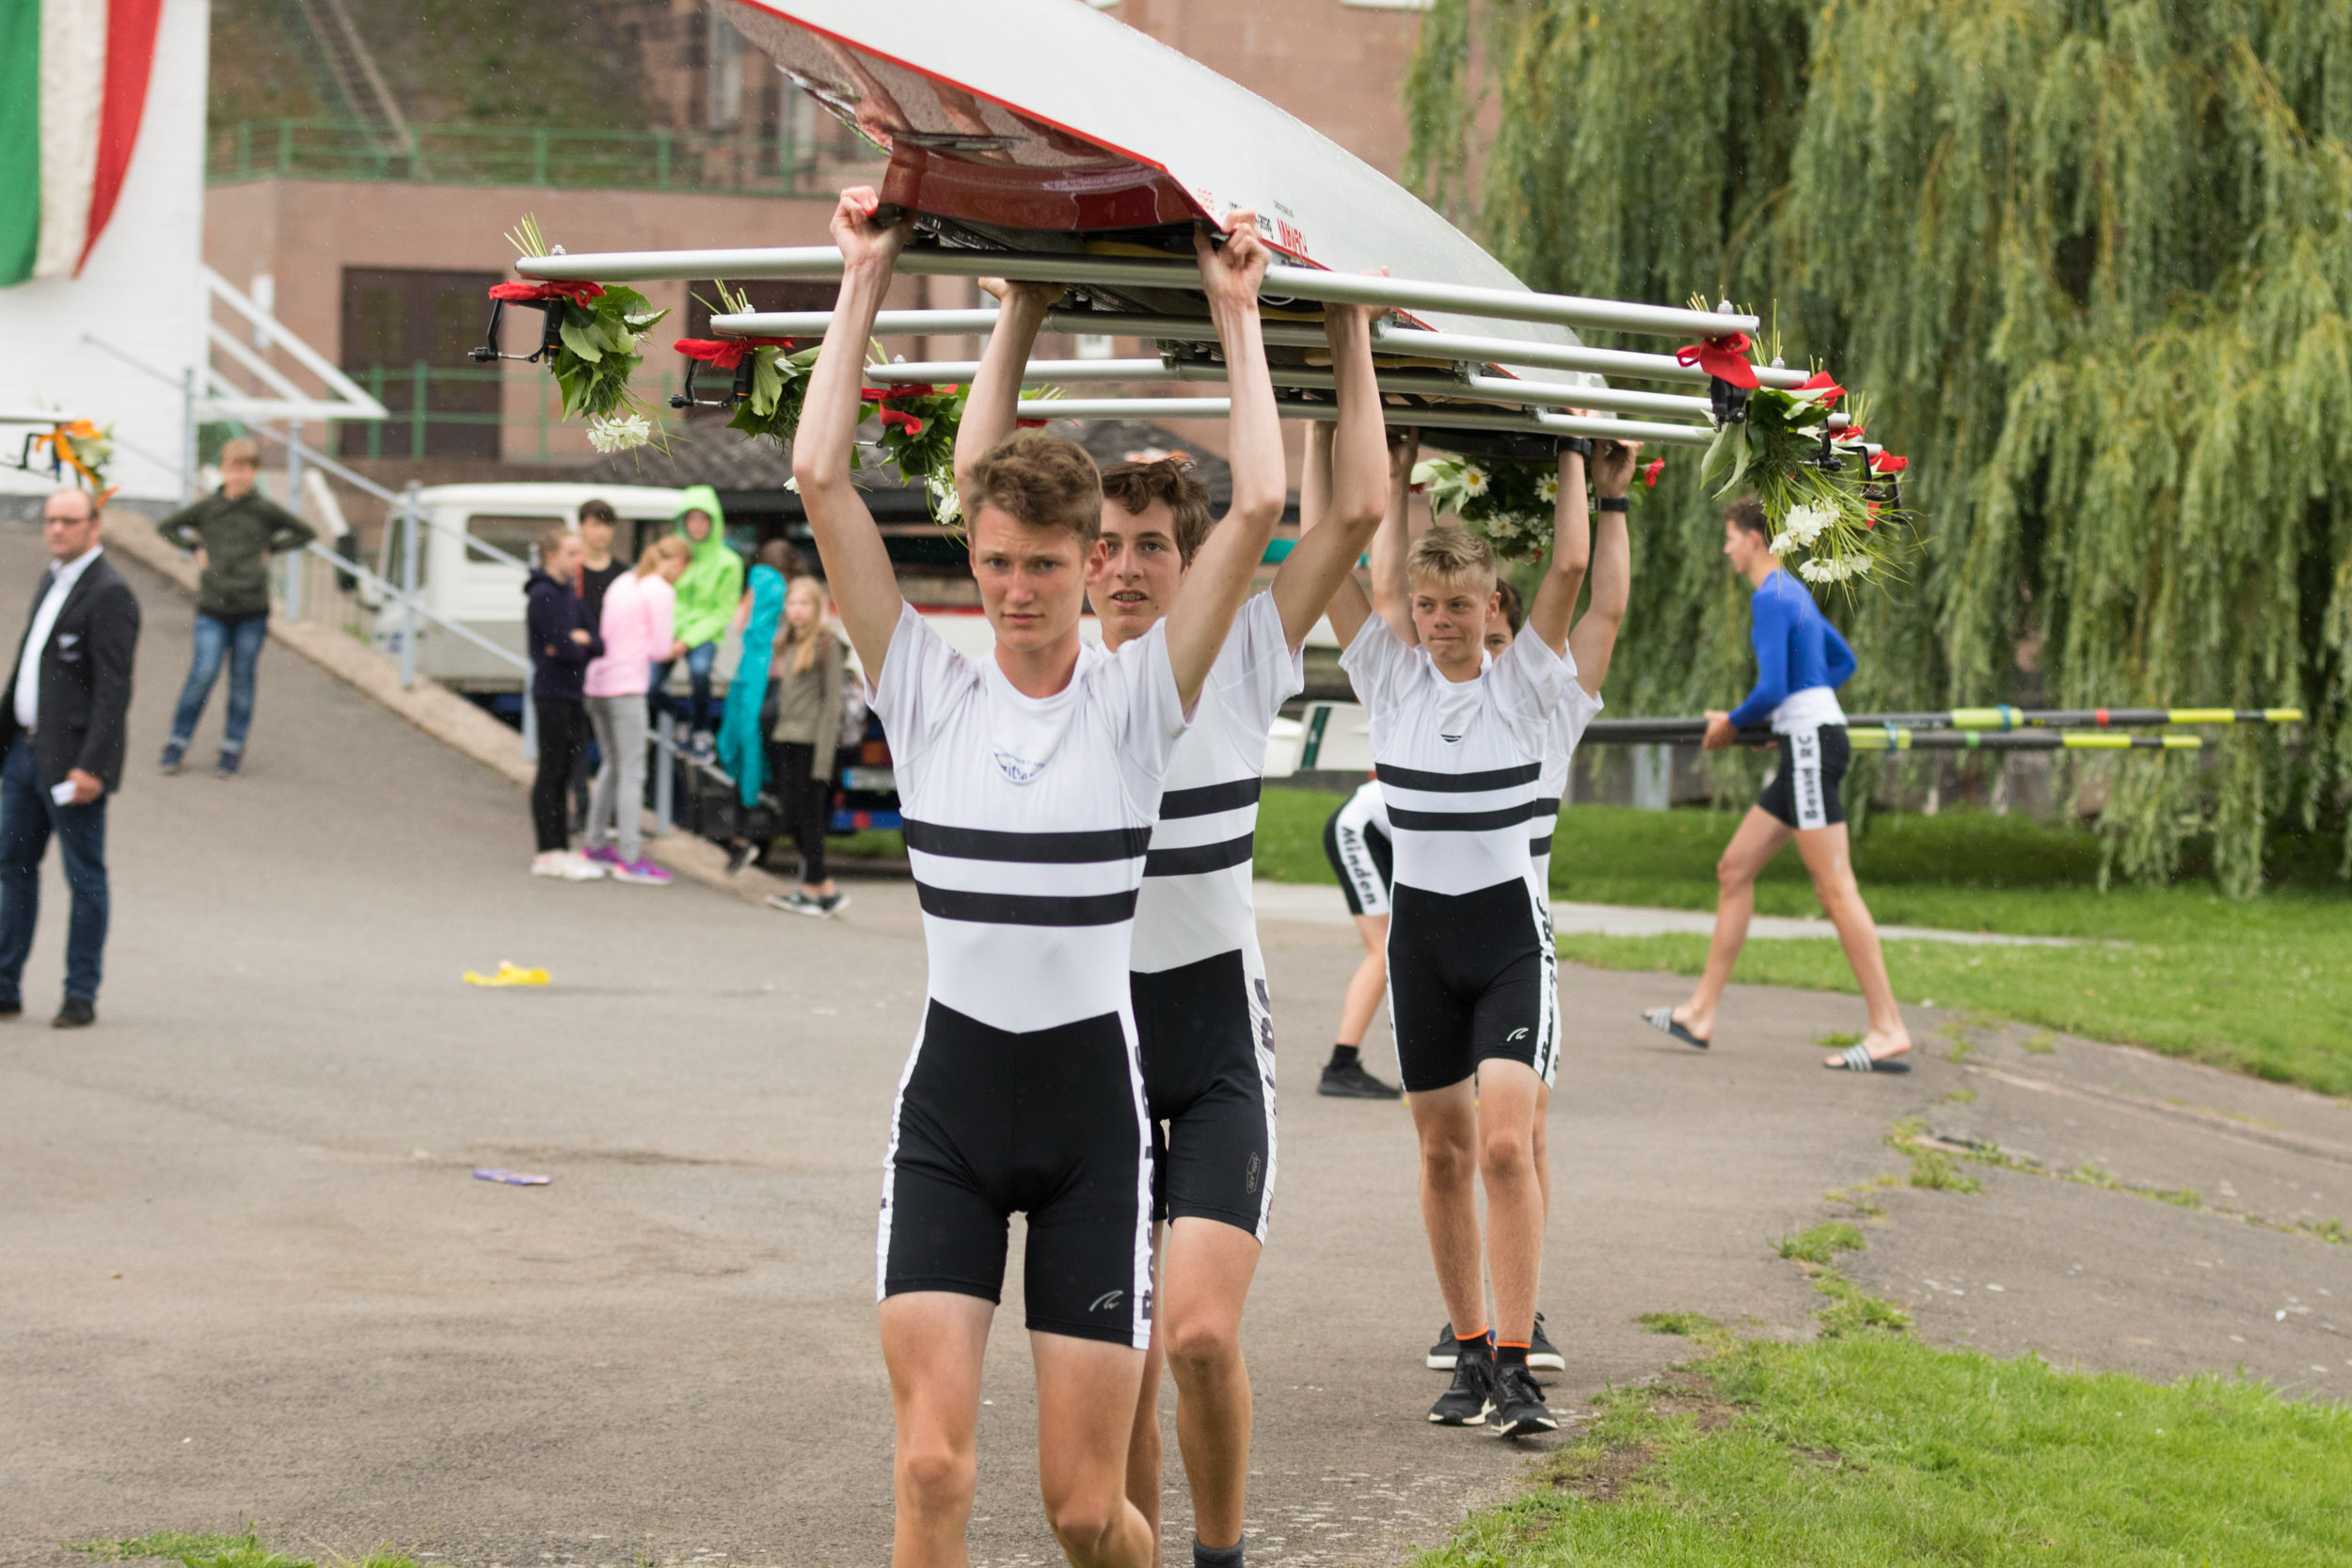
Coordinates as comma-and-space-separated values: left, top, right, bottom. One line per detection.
793, 187, 1284, 1568
959, 282, 1392, 1568
1322, 436, 1632, 1436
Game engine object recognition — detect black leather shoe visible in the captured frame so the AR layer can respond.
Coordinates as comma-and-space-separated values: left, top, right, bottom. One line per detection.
0, 997, 22, 1018
53, 997, 95, 1028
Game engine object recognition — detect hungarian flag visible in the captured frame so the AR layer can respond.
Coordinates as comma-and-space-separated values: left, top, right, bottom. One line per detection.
0, 0, 167, 286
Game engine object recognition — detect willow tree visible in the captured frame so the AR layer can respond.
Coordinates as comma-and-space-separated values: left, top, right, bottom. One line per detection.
1407, 0, 2352, 893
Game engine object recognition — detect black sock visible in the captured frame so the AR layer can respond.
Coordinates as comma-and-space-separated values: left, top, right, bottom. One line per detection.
1194, 1535, 1244, 1568
1497, 1341, 1530, 1368
1328, 1044, 1361, 1069
1454, 1329, 1492, 1360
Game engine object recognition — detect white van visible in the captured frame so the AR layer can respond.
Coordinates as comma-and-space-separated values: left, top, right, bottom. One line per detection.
371, 482, 687, 688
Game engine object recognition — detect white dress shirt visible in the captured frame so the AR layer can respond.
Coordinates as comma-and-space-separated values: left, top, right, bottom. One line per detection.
13, 546, 103, 731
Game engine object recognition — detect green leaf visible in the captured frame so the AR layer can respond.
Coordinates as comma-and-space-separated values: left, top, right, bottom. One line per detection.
557, 314, 604, 365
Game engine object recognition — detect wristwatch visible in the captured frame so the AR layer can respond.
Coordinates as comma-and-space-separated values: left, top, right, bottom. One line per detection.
1596, 496, 1630, 513
1557, 436, 1594, 458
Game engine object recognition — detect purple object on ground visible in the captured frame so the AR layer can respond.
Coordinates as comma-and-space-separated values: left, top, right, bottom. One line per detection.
473, 1168, 553, 1186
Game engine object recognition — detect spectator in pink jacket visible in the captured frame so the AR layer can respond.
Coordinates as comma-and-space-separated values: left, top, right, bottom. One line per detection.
582, 536, 690, 881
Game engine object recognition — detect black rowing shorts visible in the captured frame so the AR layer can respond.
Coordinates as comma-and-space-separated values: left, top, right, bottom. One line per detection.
1757, 724, 1850, 831
1323, 805, 1393, 918
1134, 949, 1278, 1241
880, 1001, 1153, 1348
1386, 879, 1558, 1093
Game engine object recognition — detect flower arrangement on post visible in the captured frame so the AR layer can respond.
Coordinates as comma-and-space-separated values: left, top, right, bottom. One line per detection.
1410, 453, 1559, 564
38, 420, 115, 500
494, 214, 669, 453
1682, 312, 1912, 591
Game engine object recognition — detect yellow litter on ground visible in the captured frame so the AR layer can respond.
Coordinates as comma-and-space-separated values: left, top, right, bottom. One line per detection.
462, 961, 549, 988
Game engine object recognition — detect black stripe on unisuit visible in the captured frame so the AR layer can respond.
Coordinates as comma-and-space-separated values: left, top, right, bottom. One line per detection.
1375, 761, 1542, 794
1158, 777, 1263, 819
1388, 800, 1549, 833
1143, 833, 1255, 878
904, 819, 1152, 863
914, 884, 1143, 926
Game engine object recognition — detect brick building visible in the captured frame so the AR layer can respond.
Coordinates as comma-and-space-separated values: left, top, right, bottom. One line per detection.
208, 0, 1433, 491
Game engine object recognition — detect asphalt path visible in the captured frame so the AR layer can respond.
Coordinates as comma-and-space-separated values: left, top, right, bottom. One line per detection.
4, 521, 2346, 1567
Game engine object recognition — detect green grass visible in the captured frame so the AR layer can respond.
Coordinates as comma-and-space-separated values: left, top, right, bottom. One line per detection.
71, 1533, 421, 1568
1414, 1334, 2352, 1567
1257, 789, 2352, 1096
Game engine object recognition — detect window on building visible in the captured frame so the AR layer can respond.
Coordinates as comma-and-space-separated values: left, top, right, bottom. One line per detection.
339, 267, 505, 461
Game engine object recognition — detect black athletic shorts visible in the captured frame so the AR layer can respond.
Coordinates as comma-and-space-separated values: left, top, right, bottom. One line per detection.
1386, 878, 1559, 1093
1757, 724, 1850, 831
1322, 807, 1393, 918
1133, 949, 1277, 1240
880, 1000, 1153, 1348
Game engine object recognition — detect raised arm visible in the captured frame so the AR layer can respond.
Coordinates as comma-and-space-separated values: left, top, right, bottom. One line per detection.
953, 278, 1055, 504
790, 187, 910, 678
1161, 213, 1284, 707
1369, 432, 1419, 641
1524, 443, 1591, 654
1566, 437, 1637, 696
1271, 302, 1388, 648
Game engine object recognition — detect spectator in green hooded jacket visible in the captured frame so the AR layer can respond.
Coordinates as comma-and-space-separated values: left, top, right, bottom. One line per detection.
155, 436, 315, 777
655, 483, 742, 757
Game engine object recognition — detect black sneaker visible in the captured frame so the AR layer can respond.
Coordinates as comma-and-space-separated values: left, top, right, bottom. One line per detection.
1426, 1321, 1459, 1370
1428, 1353, 1496, 1426
816, 892, 850, 917
53, 997, 95, 1029
724, 841, 756, 876
215, 752, 241, 778
158, 743, 185, 775
1320, 1060, 1403, 1099
0, 997, 22, 1018
1492, 1364, 1558, 1437
1529, 1312, 1564, 1373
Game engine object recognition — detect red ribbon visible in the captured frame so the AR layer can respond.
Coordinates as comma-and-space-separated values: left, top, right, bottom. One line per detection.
1641, 457, 1665, 489
879, 408, 925, 436
673, 336, 801, 370
861, 383, 956, 403
1674, 331, 1757, 388
1871, 451, 1908, 474
1015, 418, 1049, 430
488, 279, 606, 305
1797, 370, 1846, 404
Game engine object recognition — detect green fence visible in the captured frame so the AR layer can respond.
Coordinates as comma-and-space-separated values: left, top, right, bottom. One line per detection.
208, 119, 883, 197
340, 363, 678, 463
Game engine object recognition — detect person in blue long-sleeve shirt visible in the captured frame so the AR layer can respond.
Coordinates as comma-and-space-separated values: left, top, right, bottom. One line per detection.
1641, 497, 1912, 1071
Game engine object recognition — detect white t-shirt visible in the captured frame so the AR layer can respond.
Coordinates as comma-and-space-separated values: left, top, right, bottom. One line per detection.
872, 603, 1188, 1034
1132, 592, 1303, 974
1339, 615, 1572, 897
1529, 663, 1605, 884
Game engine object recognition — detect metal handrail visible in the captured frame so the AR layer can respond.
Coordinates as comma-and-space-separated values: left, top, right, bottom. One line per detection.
241, 421, 536, 576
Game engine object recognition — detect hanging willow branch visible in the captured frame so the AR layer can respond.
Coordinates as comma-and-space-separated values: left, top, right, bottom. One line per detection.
1408, 0, 2352, 894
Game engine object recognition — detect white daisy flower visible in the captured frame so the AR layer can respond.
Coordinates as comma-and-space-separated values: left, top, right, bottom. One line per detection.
1461, 465, 1489, 498
586, 412, 655, 453
1537, 473, 1559, 503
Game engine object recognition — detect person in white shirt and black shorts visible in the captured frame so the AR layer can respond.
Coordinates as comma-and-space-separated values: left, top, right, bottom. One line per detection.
1318, 775, 1401, 1097
795, 189, 1285, 1568
1323, 432, 1638, 1438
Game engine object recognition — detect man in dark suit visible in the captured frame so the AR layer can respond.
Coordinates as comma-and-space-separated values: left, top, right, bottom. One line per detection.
1, 487, 141, 1027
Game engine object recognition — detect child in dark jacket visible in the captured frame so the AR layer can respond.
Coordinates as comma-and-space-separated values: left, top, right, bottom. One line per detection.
525, 529, 605, 879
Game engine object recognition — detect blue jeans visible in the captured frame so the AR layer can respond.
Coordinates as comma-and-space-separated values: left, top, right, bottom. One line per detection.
651, 641, 719, 734
0, 739, 109, 1004
168, 613, 270, 757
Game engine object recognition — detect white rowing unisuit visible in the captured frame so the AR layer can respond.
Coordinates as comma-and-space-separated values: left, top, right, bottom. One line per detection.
1530, 668, 1606, 893
870, 602, 1189, 1034
1341, 616, 1574, 897
1132, 592, 1303, 974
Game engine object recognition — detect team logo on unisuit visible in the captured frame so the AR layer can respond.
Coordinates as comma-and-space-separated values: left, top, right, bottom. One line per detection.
993, 749, 1046, 783
1089, 1289, 1125, 1312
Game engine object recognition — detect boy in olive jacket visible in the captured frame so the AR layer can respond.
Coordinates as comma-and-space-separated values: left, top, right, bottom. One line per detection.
155, 437, 314, 776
